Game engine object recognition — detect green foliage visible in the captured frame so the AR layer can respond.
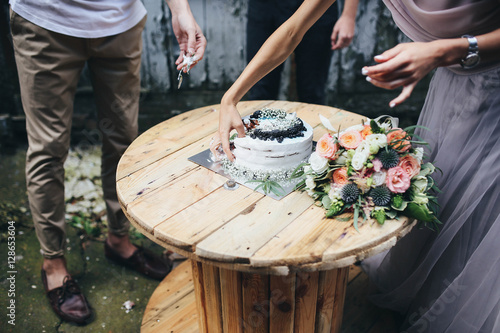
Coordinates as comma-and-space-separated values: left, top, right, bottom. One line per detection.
247, 178, 286, 197
372, 209, 386, 225
68, 212, 103, 238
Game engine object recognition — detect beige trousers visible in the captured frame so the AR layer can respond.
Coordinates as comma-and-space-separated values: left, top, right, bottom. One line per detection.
10, 10, 146, 258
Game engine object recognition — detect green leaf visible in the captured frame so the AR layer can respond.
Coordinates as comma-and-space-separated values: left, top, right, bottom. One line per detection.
291, 162, 307, 179
353, 204, 360, 233
370, 119, 382, 134
386, 210, 398, 219
403, 202, 436, 223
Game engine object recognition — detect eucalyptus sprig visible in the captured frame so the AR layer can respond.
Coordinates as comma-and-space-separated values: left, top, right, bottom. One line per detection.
246, 177, 286, 197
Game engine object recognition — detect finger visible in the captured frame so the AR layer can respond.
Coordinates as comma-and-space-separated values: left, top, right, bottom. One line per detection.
373, 44, 404, 63
336, 35, 350, 49
389, 84, 416, 107
175, 53, 184, 67
194, 31, 207, 61
365, 75, 408, 90
221, 134, 235, 161
235, 122, 246, 138
186, 28, 197, 56
362, 58, 408, 78
330, 28, 339, 49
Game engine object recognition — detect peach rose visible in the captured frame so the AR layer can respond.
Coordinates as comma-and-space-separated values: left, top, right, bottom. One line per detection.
398, 155, 421, 179
386, 166, 411, 193
333, 167, 349, 185
316, 133, 338, 159
360, 125, 373, 139
387, 128, 411, 152
339, 130, 363, 149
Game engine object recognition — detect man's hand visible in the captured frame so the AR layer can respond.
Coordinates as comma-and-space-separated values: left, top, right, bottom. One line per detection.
166, 0, 207, 71
331, 15, 355, 50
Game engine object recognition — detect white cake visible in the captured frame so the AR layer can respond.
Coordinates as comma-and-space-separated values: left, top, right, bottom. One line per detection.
221, 108, 313, 184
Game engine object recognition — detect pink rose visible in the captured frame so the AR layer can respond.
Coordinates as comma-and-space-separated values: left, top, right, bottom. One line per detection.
398, 155, 421, 179
386, 166, 411, 193
339, 130, 363, 149
316, 133, 338, 160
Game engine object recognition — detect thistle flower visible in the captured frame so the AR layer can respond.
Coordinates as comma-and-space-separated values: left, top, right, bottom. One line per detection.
341, 183, 360, 204
369, 187, 392, 206
377, 149, 399, 169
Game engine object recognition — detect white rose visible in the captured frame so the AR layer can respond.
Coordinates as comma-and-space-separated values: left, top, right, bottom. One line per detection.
412, 147, 424, 163
413, 194, 429, 205
351, 151, 369, 170
305, 176, 316, 190
303, 165, 312, 174
412, 176, 428, 193
334, 151, 348, 166
372, 171, 387, 186
308, 152, 329, 174
355, 140, 371, 156
365, 134, 388, 149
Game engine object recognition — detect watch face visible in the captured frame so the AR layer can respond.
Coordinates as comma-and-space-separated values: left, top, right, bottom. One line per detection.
463, 53, 480, 68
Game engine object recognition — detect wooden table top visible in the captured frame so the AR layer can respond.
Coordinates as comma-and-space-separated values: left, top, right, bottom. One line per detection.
117, 100, 415, 275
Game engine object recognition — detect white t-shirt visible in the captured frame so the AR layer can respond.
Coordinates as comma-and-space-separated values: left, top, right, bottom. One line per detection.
10, 0, 147, 38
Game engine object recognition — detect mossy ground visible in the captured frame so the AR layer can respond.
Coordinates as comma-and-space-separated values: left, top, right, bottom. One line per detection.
0, 148, 173, 332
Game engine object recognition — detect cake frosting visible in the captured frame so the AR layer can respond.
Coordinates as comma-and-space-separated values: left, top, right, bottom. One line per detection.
219, 108, 313, 185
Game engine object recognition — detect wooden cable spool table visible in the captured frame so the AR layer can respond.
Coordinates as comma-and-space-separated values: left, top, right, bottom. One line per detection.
116, 101, 415, 332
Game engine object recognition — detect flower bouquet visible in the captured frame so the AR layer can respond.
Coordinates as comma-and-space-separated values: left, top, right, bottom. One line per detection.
292, 116, 440, 231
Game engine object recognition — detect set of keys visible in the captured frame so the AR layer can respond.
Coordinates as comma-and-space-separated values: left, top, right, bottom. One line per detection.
177, 54, 197, 89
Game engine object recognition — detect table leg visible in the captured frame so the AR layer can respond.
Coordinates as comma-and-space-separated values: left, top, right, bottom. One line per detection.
191, 260, 349, 333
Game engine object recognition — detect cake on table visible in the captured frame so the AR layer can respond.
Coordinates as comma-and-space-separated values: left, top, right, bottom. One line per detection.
213, 108, 313, 193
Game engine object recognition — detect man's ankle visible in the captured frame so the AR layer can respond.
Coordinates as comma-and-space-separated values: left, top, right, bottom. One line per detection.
107, 233, 137, 258
42, 257, 69, 290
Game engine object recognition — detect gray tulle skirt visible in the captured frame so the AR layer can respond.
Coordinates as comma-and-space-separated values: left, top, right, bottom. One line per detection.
362, 65, 500, 333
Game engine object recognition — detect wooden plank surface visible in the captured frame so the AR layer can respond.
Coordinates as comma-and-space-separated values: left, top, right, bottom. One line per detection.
269, 274, 296, 333
242, 273, 270, 333
191, 260, 208, 333
195, 191, 313, 263
220, 268, 244, 333
315, 269, 338, 332
294, 271, 320, 332
154, 186, 263, 250
202, 264, 223, 332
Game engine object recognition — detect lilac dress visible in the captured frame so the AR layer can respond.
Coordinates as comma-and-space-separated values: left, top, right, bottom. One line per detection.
361, 1, 500, 332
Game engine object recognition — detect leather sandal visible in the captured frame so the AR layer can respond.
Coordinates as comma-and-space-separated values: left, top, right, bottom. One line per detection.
41, 269, 93, 325
104, 240, 173, 281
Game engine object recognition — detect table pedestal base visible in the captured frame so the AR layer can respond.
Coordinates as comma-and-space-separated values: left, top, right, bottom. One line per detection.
191, 261, 349, 333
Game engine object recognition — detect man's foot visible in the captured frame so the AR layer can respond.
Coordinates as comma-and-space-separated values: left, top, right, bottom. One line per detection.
41, 259, 92, 325
104, 236, 172, 281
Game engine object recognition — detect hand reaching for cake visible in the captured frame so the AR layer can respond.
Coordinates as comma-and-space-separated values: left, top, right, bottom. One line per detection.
219, 101, 246, 161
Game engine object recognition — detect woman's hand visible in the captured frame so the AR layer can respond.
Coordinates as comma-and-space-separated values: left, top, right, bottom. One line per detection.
362, 42, 445, 107
218, 101, 246, 161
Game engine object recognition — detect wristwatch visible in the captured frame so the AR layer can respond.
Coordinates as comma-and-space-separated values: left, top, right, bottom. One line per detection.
460, 35, 480, 69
